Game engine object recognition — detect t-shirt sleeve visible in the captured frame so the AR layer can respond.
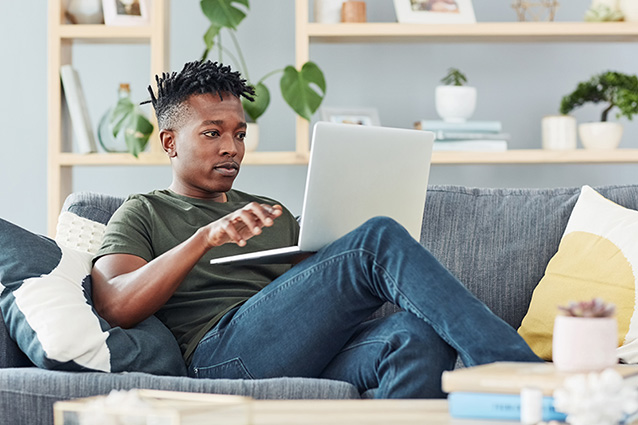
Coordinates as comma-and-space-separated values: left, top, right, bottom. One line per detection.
94, 197, 155, 263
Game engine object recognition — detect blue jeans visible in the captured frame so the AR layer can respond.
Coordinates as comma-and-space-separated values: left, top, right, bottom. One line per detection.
188, 217, 541, 398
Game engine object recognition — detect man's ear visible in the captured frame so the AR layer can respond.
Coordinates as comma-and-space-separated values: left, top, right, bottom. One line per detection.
160, 129, 177, 158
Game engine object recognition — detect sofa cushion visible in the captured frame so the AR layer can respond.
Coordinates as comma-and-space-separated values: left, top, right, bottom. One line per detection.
518, 185, 638, 363
416, 185, 638, 331
0, 218, 187, 375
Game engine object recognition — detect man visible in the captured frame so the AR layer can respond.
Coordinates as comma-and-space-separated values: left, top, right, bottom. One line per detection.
92, 60, 540, 399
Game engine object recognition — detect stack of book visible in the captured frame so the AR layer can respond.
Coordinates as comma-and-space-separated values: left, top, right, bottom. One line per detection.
442, 362, 638, 422
414, 120, 509, 152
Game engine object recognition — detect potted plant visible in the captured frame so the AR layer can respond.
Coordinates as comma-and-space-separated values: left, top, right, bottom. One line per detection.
435, 68, 477, 123
200, 0, 326, 151
552, 298, 618, 372
559, 71, 638, 149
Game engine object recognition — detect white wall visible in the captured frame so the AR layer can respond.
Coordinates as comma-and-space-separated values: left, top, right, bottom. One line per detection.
1, 0, 637, 234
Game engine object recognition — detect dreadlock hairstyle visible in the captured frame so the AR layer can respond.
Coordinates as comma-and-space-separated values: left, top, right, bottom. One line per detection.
143, 60, 256, 131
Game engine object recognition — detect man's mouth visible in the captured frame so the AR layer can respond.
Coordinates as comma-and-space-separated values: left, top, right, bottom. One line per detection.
213, 161, 239, 177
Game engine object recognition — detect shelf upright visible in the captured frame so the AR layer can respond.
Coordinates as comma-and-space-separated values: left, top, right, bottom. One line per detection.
47, 0, 169, 235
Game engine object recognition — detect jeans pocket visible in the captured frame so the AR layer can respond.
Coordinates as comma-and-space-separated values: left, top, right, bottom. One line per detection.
192, 357, 254, 380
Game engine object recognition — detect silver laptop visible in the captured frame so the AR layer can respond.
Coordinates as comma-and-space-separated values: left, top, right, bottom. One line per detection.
209, 122, 435, 266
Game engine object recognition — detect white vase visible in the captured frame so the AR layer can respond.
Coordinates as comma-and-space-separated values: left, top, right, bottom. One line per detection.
65, 0, 104, 24
244, 122, 259, 152
553, 316, 618, 372
578, 121, 623, 149
314, 0, 344, 23
542, 115, 577, 150
435, 86, 477, 123
620, 0, 638, 21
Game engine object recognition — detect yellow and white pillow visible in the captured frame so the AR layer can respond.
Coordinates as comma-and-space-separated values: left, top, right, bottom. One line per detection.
518, 185, 638, 363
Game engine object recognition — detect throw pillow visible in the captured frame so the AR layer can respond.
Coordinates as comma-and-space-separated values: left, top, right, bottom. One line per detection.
518, 185, 638, 363
0, 217, 187, 375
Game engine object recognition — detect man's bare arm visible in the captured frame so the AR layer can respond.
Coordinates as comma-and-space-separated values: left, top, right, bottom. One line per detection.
91, 203, 282, 328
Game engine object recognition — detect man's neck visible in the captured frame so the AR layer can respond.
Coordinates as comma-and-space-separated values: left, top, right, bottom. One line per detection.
168, 183, 227, 202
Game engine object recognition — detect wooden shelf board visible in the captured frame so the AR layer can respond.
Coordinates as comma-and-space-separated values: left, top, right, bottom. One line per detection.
57, 24, 153, 42
307, 22, 638, 43
56, 151, 310, 166
57, 149, 638, 166
432, 149, 638, 164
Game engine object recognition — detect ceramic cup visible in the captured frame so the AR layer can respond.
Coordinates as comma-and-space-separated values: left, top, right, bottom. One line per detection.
541, 115, 577, 150
314, 0, 344, 23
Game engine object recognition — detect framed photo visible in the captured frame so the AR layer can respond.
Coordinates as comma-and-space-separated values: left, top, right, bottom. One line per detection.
393, 0, 476, 24
102, 0, 150, 26
320, 107, 381, 126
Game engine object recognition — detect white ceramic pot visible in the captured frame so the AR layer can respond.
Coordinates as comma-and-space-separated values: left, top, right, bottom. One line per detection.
435, 86, 477, 123
553, 316, 618, 372
314, 0, 344, 23
244, 122, 259, 152
620, 0, 638, 21
578, 121, 623, 149
542, 115, 577, 150
66, 0, 104, 24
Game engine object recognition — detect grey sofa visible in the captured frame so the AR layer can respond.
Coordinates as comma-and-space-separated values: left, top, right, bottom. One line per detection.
3, 184, 638, 425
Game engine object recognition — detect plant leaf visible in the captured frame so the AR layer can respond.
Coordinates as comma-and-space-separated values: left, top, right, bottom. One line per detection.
242, 82, 270, 122
109, 98, 135, 138
200, 0, 249, 30
280, 62, 326, 121
123, 113, 153, 158
201, 23, 222, 61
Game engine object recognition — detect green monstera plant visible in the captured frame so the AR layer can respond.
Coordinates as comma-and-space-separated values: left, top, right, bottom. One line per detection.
200, 0, 326, 122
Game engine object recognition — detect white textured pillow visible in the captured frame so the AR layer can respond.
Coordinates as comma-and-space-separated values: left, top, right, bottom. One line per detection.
55, 211, 106, 255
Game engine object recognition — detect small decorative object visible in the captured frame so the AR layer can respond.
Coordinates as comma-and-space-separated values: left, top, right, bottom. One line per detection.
244, 122, 259, 152
393, 0, 476, 24
320, 107, 380, 126
65, 0, 104, 24
200, 0, 326, 127
102, 0, 150, 26
435, 68, 477, 123
541, 115, 577, 150
560, 71, 638, 150
553, 298, 618, 372
98, 83, 153, 157
314, 0, 345, 23
511, 1, 559, 22
585, 0, 624, 21
620, 0, 638, 21
341, 1, 367, 22
553, 368, 638, 425
60, 65, 98, 154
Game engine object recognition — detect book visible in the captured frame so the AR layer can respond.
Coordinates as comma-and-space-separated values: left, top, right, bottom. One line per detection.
442, 361, 638, 396
448, 391, 567, 421
433, 130, 511, 141
415, 120, 503, 133
60, 65, 97, 154
433, 140, 508, 152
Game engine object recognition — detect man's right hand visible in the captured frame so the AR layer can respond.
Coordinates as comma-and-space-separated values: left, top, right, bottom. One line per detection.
202, 202, 283, 248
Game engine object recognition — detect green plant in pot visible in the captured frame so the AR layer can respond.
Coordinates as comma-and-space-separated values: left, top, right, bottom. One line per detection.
560, 71, 638, 150
435, 68, 476, 123
98, 83, 153, 158
200, 0, 326, 151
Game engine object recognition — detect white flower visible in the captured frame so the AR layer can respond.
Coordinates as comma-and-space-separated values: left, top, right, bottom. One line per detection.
554, 369, 638, 425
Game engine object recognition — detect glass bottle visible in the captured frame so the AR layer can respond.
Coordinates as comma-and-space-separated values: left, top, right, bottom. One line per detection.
98, 83, 131, 153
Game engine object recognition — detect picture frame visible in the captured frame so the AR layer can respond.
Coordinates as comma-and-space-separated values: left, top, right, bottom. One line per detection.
102, 0, 150, 26
393, 0, 476, 24
320, 107, 381, 126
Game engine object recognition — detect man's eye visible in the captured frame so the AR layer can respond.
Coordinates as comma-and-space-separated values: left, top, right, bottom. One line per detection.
204, 130, 220, 137
236, 132, 246, 141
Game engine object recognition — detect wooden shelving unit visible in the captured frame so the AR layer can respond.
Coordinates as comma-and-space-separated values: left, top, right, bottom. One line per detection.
294, 0, 638, 168
47, 0, 638, 234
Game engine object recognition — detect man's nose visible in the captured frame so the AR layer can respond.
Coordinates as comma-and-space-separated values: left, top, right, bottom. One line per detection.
219, 134, 238, 156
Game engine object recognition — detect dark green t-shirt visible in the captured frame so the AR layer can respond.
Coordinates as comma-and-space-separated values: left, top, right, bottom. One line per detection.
95, 189, 300, 362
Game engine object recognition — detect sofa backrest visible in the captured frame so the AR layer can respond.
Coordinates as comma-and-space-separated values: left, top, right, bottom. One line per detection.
419, 185, 638, 330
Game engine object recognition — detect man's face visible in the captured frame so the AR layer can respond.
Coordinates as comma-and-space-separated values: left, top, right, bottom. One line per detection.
164, 92, 246, 199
